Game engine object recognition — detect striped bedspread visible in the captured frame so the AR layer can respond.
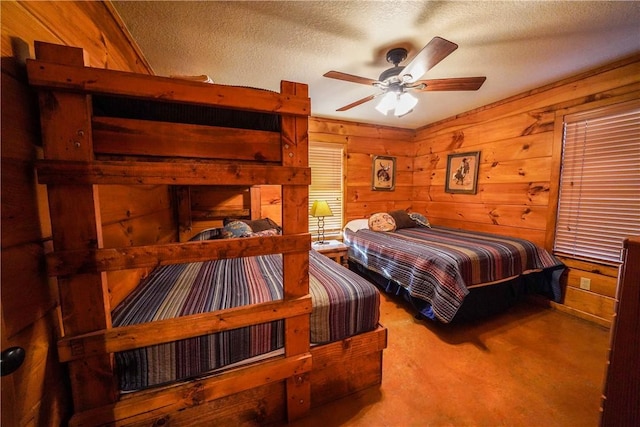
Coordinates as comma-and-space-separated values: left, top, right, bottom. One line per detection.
112, 249, 379, 392
345, 226, 563, 323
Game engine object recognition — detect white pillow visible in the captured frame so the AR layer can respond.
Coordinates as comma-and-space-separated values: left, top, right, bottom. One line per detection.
343, 219, 370, 233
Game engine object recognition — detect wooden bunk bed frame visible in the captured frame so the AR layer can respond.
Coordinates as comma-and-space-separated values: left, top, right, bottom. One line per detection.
28, 42, 386, 426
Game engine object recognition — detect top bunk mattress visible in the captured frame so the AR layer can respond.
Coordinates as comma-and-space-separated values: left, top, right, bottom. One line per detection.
111, 246, 380, 392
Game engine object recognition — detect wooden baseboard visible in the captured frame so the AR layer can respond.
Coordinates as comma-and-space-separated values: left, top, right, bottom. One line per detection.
528, 295, 612, 329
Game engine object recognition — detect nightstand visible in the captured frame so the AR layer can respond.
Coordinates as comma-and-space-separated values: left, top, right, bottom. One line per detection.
313, 240, 348, 267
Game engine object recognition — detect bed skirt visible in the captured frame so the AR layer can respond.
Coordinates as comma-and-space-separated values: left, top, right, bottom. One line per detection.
349, 261, 564, 323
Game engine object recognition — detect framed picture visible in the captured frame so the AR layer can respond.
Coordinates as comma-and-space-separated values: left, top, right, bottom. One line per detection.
445, 151, 480, 194
372, 155, 396, 191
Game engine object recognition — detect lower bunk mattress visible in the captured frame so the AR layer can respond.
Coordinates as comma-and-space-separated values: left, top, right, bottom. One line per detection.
112, 248, 380, 392
345, 225, 564, 323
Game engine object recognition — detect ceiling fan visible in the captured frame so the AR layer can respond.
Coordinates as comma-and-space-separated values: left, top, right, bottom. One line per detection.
323, 36, 486, 117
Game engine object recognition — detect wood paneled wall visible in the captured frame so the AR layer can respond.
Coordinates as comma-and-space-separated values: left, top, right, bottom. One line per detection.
1, 2, 156, 425
309, 117, 415, 221
244, 120, 415, 231
413, 54, 640, 326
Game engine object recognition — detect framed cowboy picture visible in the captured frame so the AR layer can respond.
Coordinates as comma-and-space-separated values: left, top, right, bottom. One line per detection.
445, 151, 480, 194
372, 155, 396, 191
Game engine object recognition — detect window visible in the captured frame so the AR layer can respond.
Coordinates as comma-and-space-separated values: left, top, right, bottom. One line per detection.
554, 101, 640, 263
308, 142, 344, 240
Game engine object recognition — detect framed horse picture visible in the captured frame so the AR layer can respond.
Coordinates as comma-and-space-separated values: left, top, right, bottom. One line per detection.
445, 151, 480, 194
372, 155, 396, 191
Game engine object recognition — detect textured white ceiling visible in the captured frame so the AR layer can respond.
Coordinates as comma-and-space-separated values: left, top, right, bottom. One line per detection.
111, 1, 640, 129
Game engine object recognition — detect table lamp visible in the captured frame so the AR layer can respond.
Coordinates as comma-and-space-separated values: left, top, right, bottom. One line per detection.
310, 200, 333, 245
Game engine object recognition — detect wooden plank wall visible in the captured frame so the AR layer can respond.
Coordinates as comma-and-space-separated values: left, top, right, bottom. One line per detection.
413, 54, 640, 326
255, 120, 415, 230
309, 117, 415, 221
0, 1, 157, 425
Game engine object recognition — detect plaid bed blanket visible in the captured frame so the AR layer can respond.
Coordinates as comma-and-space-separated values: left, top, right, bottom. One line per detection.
345, 226, 563, 323
112, 250, 379, 391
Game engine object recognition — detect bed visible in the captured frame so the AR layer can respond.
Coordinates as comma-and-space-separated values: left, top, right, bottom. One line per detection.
344, 211, 564, 323
28, 41, 386, 426
112, 242, 381, 392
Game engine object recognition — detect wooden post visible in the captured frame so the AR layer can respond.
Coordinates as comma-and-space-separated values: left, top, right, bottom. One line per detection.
250, 186, 262, 219
34, 41, 118, 411
175, 186, 192, 241
280, 81, 311, 421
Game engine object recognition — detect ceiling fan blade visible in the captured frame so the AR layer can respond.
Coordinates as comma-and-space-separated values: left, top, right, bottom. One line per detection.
323, 71, 378, 86
400, 36, 458, 83
415, 77, 487, 91
336, 94, 378, 111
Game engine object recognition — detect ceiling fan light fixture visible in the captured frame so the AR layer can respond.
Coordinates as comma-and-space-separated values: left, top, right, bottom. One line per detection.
324, 37, 485, 116
375, 92, 397, 115
394, 92, 418, 117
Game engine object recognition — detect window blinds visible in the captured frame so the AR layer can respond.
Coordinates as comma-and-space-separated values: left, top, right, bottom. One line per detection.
308, 142, 344, 239
554, 103, 640, 263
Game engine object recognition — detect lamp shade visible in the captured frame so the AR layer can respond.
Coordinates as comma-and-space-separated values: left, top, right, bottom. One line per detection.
394, 92, 418, 117
375, 91, 419, 117
310, 200, 333, 217
375, 92, 397, 115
